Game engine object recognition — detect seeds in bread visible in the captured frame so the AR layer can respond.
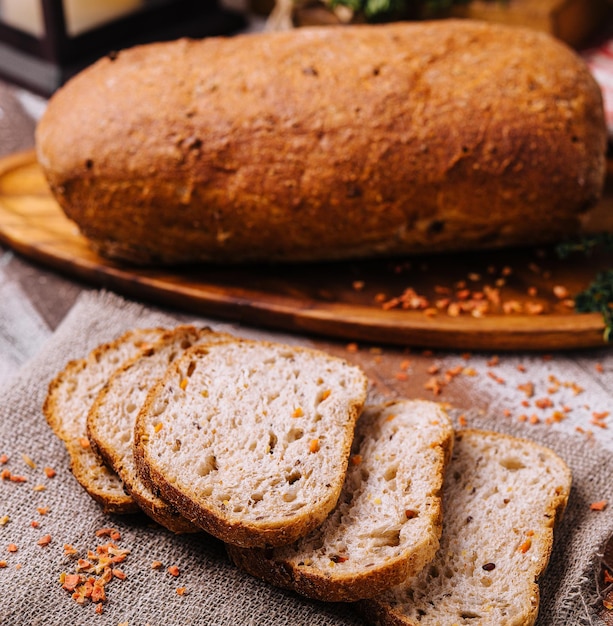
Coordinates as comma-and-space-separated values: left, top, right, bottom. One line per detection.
227, 400, 454, 602
87, 325, 233, 532
133, 339, 369, 547
361, 429, 572, 626
43, 327, 165, 513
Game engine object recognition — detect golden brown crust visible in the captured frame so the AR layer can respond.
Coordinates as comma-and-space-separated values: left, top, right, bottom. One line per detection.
36, 20, 607, 266
226, 406, 454, 602
359, 428, 572, 626
43, 327, 166, 514
133, 340, 367, 548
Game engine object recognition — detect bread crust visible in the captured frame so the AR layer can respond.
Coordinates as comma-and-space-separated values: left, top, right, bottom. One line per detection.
43, 327, 166, 514
36, 20, 606, 265
133, 340, 368, 547
227, 400, 455, 602
360, 428, 572, 626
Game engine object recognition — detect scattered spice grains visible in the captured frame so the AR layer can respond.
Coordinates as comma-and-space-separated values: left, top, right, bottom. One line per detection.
59, 529, 130, 614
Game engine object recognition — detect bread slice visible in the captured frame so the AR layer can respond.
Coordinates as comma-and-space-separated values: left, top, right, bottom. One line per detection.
362, 429, 572, 626
87, 325, 232, 533
227, 400, 454, 602
43, 327, 166, 513
133, 339, 369, 548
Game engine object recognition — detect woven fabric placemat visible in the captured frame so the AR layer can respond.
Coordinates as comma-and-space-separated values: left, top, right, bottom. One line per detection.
1, 290, 612, 625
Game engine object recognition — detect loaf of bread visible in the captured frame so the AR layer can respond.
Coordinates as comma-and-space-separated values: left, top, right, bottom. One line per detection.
361, 429, 572, 626
227, 400, 454, 602
133, 339, 368, 547
35, 20, 606, 265
43, 327, 166, 513
87, 325, 231, 533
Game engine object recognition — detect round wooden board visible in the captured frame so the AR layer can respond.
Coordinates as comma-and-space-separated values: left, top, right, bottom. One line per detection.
0, 149, 611, 351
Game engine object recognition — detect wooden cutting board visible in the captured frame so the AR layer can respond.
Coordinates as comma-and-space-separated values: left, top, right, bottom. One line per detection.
0, 149, 611, 351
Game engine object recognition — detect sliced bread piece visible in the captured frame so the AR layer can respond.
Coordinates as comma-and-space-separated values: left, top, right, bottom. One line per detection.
43, 327, 166, 513
133, 339, 369, 548
227, 400, 454, 602
87, 325, 232, 533
362, 429, 572, 626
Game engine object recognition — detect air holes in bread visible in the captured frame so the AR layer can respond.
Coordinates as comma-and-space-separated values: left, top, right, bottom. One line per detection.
268, 431, 278, 453
384, 465, 398, 481
286, 427, 304, 443
285, 469, 302, 485
499, 457, 526, 471
373, 528, 401, 548
186, 360, 197, 377
197, 454, 217, 477
460, 612, 482, 619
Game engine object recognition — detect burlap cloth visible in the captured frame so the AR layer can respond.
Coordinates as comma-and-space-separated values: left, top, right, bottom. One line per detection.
1, 290, 612, 625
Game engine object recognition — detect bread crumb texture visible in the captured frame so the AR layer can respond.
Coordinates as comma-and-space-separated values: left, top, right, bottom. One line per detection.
365, 429, 571, 626
135, 340, 368, 546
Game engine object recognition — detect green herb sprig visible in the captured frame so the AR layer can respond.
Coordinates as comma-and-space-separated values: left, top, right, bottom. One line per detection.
556, 234, 613, 342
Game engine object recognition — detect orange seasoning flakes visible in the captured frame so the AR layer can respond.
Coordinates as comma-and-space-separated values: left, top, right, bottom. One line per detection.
0, 454, 8, 465
151, 560, 163, 570
168, 565, 180, 577
78, 437, 90, 449
21, 454, 36, 469
43, 467, 56, 479
36, 506, 49, 515
309, 439, 321, 453
59, 532, 131, 612
519, 539, 532, 553
37, 534, 52, 547
291, 407, 304, 418
176, 587, 187, 596
7, 544, 17, 553
590, 500, 608, 511
457, 415, 468, 427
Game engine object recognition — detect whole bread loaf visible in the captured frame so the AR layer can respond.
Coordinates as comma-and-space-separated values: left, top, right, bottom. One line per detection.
35, 20, 606, 265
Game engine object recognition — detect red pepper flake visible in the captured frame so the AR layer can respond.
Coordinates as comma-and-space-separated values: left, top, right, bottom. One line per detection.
95, 603, 104, 615
95, 528, 121, 541
503, 409, 512, 418
176, 586, 187, 596
516, 364, 526, 373
9, 474, 27, 483
590, 500, 608, 511
529, 415, 540, 425
37, 534, 52, 547
0, 561, 7, 568
487, 372, 505, 385
351, 454, 362, 466
309, 439, 320, 453
168, 565, 180, 577
36, 506, 49, 515
0, 454, 8, 465
535, 397, 553, 410
486, 355, 499, 367
518, 382, 534, 398
604, 599, 613, 610
605, 570, 613, 584
62, 573, 81, 592
112, 568, 126, 580
64, 544, 78, 556
43, 467, 56, 479
519, 539, 532, 553
151, 560, 163, 569
7, 544, 17, 553
458, 415, 468, 427
30, 521, 39, 529
521, 400, 530, 408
